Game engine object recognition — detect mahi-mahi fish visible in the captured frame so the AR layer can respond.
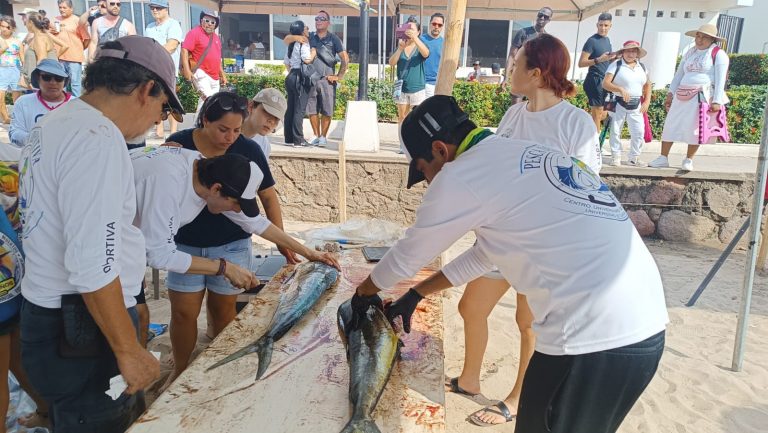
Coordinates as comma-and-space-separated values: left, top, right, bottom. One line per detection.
207, 261, 339, 378
337, 300, 401, 433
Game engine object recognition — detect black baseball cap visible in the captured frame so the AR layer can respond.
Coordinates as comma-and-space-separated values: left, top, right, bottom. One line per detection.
206, 154, 264, 217
401, 95, 469, 189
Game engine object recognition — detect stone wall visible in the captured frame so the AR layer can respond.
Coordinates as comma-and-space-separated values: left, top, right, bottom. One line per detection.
269, 153, 757, 245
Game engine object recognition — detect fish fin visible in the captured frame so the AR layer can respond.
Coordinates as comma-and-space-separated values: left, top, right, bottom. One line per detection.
339, 418, 381, 433
255, 337, 274, 379
206, 338, 264, 372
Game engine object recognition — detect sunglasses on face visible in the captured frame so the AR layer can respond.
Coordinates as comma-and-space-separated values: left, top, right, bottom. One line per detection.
109, 2, 121, 7
431, 22, 443, 27
161, 103, 183, 122
149, 5, 166, 11
315, 16, 329, 22
39, 73, 65, 83
202, 17, 216, 25
537, 13, 551, 20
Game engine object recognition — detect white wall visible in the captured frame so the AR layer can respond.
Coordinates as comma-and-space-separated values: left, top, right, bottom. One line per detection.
546, 0, 751, 87
724, 0, 768, 53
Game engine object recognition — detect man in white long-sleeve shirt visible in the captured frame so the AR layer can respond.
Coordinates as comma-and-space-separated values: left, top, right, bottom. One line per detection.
9, 59, 73, 147
349, 95, 669, 433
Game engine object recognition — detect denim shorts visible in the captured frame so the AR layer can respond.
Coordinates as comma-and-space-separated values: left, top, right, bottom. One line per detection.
0, 66, 21, 92
166, 237, 253, 295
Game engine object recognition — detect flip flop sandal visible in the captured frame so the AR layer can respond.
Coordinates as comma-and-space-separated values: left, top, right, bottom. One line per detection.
468, 401, 516, 427
446, 377, 479, 397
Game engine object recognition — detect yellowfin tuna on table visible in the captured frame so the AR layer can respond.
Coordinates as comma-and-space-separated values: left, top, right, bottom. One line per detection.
337, 300, 401, 433
207, 261, 339, 378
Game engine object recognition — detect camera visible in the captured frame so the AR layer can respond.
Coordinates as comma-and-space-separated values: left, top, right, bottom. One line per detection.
395, 23, 411, 41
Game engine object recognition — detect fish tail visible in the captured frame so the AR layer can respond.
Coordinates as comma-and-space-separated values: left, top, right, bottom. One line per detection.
255, 337, 274, 379
339, 418, 381, 433
206, 338, 264, 372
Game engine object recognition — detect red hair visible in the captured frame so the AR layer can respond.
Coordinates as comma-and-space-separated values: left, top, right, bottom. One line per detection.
522, 34, 577, 98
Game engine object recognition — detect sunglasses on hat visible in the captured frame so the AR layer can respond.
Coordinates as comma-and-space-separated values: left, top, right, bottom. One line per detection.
39, 73, 65, 83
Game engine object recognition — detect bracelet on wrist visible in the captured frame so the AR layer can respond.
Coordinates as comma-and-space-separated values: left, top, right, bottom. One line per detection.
216, 258, 227, 276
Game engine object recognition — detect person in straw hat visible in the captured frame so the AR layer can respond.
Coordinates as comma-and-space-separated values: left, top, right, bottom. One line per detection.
602, 40, 652, 167
648, 23, 729, 171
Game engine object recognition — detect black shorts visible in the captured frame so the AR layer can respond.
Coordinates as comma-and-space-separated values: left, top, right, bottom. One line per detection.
134, 281, 146, 305
583, 72, 607, 107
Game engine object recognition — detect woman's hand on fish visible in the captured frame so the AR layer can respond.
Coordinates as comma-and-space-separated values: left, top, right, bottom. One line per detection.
279, 245, 301, 264
384, 288, 424, 333
304, 250, 341, 270
224, 261, 261, 290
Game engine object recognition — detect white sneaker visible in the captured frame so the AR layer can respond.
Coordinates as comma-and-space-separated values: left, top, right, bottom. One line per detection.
316, 136, 327, 147
309, 137, 320, 146
611, 154, 622, 167
681, 158, 694, 171
647, 155, 670, 168
627, 156, 646, 167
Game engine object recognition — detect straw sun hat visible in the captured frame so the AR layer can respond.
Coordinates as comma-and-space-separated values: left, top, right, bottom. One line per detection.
685, 23, 726, 42
617, 40, 647, 58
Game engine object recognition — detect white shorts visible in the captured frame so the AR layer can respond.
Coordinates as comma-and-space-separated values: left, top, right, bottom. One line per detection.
395, 89, 426, 106
424, 83, 435, 98
193, 69, 221, 111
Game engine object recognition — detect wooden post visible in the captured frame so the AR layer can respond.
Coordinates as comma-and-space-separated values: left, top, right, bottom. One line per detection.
338, 138, 347, 223
757, 213, 768, 269
434, 0, 468, 96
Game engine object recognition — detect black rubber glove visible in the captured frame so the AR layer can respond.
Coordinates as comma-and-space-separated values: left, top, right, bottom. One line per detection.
384, 288, 424, 333
350, 292, 384, 330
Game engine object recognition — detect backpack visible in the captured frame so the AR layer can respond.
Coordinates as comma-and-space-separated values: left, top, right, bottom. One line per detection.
99, 17, 125, 46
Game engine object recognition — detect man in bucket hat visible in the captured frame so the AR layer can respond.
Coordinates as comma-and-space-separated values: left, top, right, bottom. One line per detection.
18, 35, 183, 433
9, 59, 73, 147
349, 96, 668, 433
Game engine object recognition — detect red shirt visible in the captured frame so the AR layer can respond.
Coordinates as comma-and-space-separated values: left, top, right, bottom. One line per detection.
182, 26, 222, 80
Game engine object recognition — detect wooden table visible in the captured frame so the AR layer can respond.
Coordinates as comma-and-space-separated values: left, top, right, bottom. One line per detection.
128, 250, 445, 433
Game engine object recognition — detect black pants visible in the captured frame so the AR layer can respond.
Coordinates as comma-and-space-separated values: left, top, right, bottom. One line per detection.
515, 331, 665, 433
284, 70, 309, 145
20, 299, 145, 433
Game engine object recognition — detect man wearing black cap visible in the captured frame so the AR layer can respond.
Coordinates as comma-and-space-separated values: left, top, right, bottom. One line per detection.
504, 6, 552, 104
18, 36, 184, 432
349, 97, 668, 433
130, 147, 338, 287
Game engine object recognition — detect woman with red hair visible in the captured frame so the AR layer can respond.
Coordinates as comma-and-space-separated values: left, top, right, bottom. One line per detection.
457, 33, 601, 427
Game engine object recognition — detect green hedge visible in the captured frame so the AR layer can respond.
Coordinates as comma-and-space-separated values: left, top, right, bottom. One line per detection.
184, 74, 765, 144
675, 53, 768, 87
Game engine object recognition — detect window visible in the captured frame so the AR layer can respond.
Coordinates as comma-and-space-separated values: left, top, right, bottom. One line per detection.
221, 14, 270, 60
656, 10, 664, 18
615, 9, 622, 17
466, 18, 508, 70
275, 14, 345, 61
685, 11, 692, 19
643, 10, 648, 17
670, 11, 677, 18
346, 16, 394, 64
699, 12, 707, 19
629, 10, 636, 17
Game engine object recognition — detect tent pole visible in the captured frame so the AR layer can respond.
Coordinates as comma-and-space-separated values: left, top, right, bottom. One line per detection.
358, 0, 370, 100
641, 0, 653, 45
571, 9, 583, 80
732, 91, 768, 371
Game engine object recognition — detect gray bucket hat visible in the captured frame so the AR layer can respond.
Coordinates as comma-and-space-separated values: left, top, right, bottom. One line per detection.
96, 35, 185, 115
31, 59, 68, 89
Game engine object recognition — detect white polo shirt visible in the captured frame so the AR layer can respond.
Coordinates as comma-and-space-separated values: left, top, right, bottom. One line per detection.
606, 60, 649, 98
371, 135, 668, 356
130, 147, 271, 273
20, 99, 146, 309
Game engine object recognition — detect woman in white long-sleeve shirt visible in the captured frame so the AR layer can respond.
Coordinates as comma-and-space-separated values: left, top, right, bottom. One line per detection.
648, 24, 729, 171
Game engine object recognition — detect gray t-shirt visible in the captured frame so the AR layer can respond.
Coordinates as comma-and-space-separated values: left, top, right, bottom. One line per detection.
145, 18, 183, 72
309, 31, 344, 77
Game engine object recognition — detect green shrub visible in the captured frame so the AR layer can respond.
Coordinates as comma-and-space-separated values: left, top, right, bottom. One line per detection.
729, 54, 768, 87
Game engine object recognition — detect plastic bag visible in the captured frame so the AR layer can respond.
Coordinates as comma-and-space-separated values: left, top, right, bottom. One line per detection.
300, 218, 404, 250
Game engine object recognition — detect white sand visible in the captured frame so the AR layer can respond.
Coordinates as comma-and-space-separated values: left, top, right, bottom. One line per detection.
145, 222, 768, 432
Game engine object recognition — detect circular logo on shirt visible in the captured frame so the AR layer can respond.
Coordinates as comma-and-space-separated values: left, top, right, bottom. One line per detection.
522, 145, 627, 221
0, 233, 23, 303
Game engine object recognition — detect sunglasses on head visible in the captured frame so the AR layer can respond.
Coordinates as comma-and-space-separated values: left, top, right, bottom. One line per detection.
537, 13, 551, 20
315, 16, 329, 22
205, 93, 248, 115
39, 73, 65, 83
109, 2, 121, 6
161, 103, 183, 122
202, 17, 216, 25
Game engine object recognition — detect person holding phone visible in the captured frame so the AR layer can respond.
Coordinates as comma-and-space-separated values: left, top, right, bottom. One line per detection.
578, 12, 616, 131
